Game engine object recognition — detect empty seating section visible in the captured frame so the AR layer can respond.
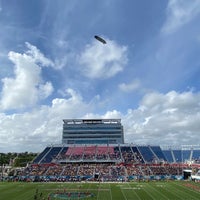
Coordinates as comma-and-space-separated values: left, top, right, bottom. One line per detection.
173, 150, 182, 162
192, 150, 200, 162
32, 147, 51, 163
40, 147, 62, 164
182, 150, 191, 162
33, 146, 69, 164
162, 150, 174, 163
137, 146, 155, 163
150, 146, 167, 161
162, 149, 200, 163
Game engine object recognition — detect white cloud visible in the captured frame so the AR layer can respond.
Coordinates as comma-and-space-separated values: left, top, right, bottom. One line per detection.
119, 79, 141, 92
78, 38, 128, 79
0, 43, 54, 110
25, 42, 54, 67
83, 110, 122, 120
123, 90, 200, 146
0, 88, 94, 152
162, 0, 200, 34
0, 90, 200, 152
38, 82, 54, 99
51, 88, 90, 117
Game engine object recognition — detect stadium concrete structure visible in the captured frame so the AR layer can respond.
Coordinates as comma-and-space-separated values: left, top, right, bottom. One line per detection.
25, 119, 200, 181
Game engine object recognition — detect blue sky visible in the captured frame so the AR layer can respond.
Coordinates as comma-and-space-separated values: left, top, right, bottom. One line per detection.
0, 0, 200, 152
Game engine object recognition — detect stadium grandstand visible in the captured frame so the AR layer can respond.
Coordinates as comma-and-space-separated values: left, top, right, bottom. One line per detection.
11, 119, 200, 182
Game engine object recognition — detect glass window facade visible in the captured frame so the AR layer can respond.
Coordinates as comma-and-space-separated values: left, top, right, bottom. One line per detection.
62, 119, 124, 144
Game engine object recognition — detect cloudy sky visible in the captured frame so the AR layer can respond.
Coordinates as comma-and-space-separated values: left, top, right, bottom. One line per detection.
0, 0, 200, 152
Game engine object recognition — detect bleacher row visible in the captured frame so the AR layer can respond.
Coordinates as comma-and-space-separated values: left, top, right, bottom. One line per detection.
32, 145, 200, 164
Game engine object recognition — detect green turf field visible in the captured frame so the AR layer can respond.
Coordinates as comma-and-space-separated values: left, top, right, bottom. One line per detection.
0, 181, 200, 200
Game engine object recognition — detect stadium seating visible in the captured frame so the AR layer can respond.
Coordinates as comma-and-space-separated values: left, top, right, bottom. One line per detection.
137, 146, 156, 163
162, 149, 174, 163
32, 147, 51, 164
14, 144, 198, 182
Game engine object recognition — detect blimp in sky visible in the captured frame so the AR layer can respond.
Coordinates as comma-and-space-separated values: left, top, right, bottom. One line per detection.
94, 35, 107, 44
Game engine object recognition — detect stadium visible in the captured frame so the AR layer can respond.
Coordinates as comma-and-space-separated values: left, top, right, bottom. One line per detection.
1, 118, 200, 199
11, 118, 200, 182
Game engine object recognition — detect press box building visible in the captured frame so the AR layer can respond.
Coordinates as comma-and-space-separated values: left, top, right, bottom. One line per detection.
62, 119, 124, 145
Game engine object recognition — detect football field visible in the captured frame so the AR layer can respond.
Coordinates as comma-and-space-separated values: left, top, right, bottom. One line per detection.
0, 181, 200, 200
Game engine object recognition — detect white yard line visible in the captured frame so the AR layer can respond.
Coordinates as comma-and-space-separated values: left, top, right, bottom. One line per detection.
159, 184, 183, 200
146, 183, 169, 200
120, 187, 128, 200
170, 181, 200, 199
109, 183, 113, 200
135, 183, 157, 200
120, 183, 142, 200
128, 185, 142, 200
97, 186, 100, 200
163, 182, 200, 200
